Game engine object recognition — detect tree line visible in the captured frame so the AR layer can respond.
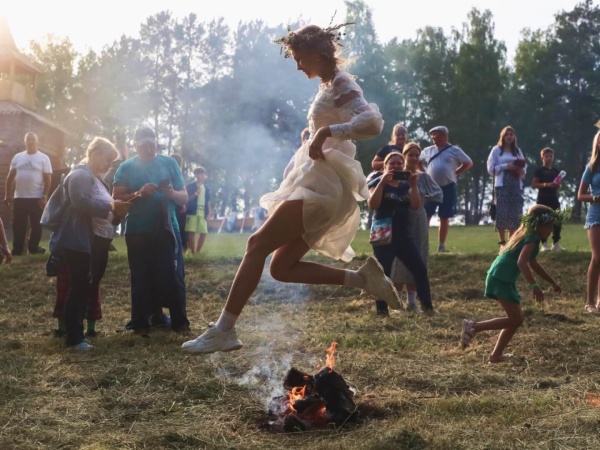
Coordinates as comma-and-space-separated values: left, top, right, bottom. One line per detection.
26, 0, 600, 221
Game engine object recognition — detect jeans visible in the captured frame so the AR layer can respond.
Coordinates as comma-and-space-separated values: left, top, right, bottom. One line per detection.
372, 218, 433, 310
12, 198, 43, 254
62, 236, 112, 346
125, 230, 189, 331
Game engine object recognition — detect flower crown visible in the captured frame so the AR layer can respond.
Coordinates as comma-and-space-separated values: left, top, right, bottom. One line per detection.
522, 208, 571, 234
273, 22, 353, 58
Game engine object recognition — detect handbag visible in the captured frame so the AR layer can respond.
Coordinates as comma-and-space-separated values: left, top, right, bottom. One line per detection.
369, 217, 392, 246
489, 203, 497, 221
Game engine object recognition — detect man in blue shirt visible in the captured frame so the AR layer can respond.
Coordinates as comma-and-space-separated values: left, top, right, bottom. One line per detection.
113, 126, 190, 334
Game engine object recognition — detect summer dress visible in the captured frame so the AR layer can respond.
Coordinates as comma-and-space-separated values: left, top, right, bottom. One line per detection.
260, 70, 383, 262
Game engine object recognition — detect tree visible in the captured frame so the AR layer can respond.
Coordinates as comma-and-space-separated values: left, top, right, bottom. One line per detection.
513, 0, 600, 220
343, 0, 392, 172
451, 9, 507, 223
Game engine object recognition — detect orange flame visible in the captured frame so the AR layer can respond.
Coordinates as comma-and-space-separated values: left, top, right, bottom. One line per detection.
325, 341, 338, 370
287, 385, 307, 412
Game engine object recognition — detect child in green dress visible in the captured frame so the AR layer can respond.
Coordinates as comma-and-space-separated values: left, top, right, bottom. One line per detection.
461, 204, 566, 363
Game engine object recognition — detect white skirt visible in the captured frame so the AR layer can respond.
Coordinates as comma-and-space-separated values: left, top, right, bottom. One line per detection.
260, 139, 368, 262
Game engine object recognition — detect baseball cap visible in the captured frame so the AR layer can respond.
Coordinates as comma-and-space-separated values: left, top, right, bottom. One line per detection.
429, 126, 448, 135
133, 126, 157, 145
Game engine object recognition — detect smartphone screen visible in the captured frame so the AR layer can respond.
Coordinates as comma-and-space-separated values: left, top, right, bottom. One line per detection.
392, 171, 411, 181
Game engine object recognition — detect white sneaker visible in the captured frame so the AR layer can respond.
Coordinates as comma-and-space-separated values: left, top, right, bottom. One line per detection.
181, 323, 243, 354
437, 244, 449, 253
541, 242, 552, 252
357, 256, 402, 310
552, 243, 565, 252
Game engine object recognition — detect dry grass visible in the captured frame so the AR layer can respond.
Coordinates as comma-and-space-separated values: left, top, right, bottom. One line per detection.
1, 227, 599, 449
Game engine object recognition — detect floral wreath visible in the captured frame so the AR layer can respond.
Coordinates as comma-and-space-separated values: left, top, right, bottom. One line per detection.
521, 208, 571, 234
273, 18, 354, 58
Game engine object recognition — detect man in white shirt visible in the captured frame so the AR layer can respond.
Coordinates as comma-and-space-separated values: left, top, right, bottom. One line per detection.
4, 132, 52, 255
419, 126, 473, 253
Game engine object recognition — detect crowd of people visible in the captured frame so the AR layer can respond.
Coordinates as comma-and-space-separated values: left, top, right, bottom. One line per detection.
0, 23, 598, 364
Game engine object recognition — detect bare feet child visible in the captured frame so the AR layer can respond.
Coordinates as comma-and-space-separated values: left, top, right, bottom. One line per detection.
461, 205, 566, 363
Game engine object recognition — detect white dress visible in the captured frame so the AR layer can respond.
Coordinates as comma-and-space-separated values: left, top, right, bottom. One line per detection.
260, 70, 383, 262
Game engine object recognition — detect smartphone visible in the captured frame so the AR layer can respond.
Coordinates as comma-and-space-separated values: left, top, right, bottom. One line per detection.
392, 171, 411, 181
128, 192, 142, 203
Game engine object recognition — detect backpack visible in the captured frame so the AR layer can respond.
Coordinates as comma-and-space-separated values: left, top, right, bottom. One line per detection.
40, 173, 69, 231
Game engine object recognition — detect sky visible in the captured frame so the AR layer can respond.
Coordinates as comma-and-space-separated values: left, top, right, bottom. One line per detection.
0, 0, 594, 62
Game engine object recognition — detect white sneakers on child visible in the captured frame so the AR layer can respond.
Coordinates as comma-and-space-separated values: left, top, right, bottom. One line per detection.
357, 256, 402, 310
181, 323, 243, 354
541, 242, 552, 252
461, 319, 475, 349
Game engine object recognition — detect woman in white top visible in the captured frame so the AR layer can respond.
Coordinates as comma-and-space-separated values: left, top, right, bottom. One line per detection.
183, 23, 401, 354
487, 126, 527, 248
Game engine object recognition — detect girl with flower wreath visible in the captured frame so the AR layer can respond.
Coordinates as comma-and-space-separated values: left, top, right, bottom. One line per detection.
182, 23, 401, 354
461, 205, 566, 363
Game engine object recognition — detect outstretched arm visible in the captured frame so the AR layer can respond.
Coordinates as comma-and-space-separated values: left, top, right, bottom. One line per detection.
529, 259, 560, 292
517, 242, 544, 303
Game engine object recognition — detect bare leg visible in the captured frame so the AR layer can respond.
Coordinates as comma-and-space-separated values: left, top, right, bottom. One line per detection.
472, 299, 524, 362
587, 227, 600, 307
188, 232, 196, 253
223, 200, 307, 316
196, 233, 207, 253
497, 229, 506, 243
507, 229, 516, 239
439, 218, 449, 245
269, 238, 346, 285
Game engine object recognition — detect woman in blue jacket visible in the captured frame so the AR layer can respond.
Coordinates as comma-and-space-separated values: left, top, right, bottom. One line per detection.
45, 138, 130, 350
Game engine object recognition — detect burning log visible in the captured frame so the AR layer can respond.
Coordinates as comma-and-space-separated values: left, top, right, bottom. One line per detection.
265, 342, 358, 431
283, 368, 313, 390
314, 366, 357, 426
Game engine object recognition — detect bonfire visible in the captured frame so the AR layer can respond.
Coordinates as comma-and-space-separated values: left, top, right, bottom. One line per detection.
265, 342, 357, 432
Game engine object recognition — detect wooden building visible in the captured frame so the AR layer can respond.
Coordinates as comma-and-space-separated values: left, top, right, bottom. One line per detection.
0, 17, 67, 223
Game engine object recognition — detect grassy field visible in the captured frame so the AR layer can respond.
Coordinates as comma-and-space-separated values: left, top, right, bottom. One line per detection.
1, 224, 599, 449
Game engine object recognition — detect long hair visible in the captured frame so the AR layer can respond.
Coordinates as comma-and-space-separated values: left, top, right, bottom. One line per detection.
496, 126, 519, 157
500, 204, 555, 254
590, 131, 600, 173
389, 124, 408, 145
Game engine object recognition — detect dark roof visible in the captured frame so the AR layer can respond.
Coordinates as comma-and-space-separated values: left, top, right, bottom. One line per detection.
0, 100, 68, 134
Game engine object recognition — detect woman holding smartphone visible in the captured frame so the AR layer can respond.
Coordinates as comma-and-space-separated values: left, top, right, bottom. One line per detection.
390, 142, 442, 312
45, 137, 131, 350
368, 151, 435, 316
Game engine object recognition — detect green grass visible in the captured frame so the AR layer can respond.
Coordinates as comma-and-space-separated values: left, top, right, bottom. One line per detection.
0, 224, 599, 449
174, 223, 591, 259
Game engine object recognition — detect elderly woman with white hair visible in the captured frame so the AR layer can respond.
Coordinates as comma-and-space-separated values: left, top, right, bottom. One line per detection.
44, 137, 131, 351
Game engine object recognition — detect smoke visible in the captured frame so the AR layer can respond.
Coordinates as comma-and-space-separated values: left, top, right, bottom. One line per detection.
212, 265, 317, 408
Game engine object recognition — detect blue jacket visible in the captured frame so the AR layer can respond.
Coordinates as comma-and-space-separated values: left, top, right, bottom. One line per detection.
48, 165, 112, 254
185, 182, 211, 217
